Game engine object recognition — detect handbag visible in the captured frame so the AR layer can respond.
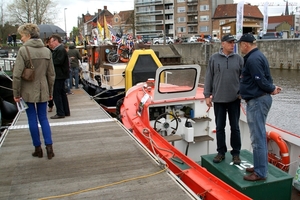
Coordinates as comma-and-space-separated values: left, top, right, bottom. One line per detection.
21, 46, 35, 81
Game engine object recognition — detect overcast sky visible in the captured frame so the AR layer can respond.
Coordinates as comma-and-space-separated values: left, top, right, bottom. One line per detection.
2, 0, 299, 35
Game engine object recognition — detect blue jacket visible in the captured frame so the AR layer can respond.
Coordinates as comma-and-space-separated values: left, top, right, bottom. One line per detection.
240, 48, 275, 100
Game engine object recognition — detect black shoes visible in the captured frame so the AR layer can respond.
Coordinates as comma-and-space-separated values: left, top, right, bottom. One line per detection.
50, 115, 65, 119
232, 155, 241, 165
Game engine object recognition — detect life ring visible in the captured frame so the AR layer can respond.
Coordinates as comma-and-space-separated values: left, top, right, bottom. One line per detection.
267, 131, 290, 172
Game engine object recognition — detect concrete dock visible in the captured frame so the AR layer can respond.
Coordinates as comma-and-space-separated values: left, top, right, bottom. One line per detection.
0, 89, 194, 200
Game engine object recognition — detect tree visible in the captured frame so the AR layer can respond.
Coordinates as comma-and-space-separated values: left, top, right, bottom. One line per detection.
6, 0, 58, 25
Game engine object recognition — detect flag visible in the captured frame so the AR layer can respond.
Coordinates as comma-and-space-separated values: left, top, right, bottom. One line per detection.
236, 1, 244, 40
263, 2, 268, 35
97, 22, 103, 39
103, 15, 111, 39
75, 36, 79, 45
116, 37, 122, 44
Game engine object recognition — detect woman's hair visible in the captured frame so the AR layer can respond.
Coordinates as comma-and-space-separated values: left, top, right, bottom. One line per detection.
18, 23, 40, 39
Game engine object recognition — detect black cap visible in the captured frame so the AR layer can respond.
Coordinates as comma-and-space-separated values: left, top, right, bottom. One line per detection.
237, 33, 257, 43
221, 34, 237, 42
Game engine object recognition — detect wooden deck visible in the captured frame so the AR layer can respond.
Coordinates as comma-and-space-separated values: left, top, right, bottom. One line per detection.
0, 89, 195, 200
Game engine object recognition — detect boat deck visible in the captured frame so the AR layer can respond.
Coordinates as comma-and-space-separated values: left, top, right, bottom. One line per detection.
0, 89, 193, 200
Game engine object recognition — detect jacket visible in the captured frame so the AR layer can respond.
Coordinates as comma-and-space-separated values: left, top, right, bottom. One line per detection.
52, 44, 69, 79
67, 45, 82, 68
240, 48, 275, 100
13, 39, 55, 103
204, 48, 243, 103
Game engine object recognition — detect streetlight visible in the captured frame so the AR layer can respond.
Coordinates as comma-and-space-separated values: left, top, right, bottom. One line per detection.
64, 8, 67, 37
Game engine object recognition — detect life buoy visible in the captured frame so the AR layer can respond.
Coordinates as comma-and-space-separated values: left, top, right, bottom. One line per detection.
267, 131, 290, 172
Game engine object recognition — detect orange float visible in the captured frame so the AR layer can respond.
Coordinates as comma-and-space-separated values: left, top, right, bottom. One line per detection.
267, 131, 290, 172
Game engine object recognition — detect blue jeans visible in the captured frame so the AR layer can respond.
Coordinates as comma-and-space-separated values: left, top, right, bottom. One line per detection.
25, 102, 53, 146
213, 98, 241, 156
65, 79, 71, 93
246, 94, 272, 178
70, 67, 79, 89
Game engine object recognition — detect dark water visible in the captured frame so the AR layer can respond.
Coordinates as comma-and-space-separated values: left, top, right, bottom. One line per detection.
200, 68, 300, 135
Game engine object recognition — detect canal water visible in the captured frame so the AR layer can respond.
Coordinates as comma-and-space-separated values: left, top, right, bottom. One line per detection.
200, 68, 300, 135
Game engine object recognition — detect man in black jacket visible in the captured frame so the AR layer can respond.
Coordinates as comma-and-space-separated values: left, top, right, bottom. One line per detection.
48, 34, 70, 119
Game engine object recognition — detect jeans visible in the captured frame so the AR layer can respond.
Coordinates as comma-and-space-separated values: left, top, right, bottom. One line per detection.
25, 102, 53, 146
65, 79, 71, 93
246, 94, 272, 178
213, 98, 241, 156
70, 67, 79, 89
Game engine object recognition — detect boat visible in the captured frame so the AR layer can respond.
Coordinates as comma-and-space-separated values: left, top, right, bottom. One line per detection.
118, 64, 300, 199
79, 44, 164, 115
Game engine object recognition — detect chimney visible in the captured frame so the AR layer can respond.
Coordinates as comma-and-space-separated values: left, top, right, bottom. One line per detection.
104, 6, 107, 10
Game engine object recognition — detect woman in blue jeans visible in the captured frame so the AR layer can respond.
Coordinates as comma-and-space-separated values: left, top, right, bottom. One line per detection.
13, 23, 55, 159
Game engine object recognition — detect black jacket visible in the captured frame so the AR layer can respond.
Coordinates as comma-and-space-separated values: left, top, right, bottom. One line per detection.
52, 44, 69, 79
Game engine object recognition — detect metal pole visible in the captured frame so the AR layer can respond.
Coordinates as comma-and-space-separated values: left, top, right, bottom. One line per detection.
36, 0, 38, 24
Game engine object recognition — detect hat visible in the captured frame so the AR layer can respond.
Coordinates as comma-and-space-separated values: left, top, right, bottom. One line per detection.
237, 33, 256, 43
221, 34, 236, 42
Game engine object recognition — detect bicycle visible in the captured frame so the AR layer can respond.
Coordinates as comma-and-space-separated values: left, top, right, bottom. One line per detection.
106, 38, 134, 64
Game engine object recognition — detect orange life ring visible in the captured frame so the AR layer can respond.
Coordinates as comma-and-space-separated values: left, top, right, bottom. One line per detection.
118, 45, 130, 63
267, 131, 290, 172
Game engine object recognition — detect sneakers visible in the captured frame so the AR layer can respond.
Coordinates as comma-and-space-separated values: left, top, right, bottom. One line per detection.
213, 154, 225, 163
232, 155, 241, 165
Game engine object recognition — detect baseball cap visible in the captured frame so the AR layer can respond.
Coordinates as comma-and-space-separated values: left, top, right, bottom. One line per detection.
221, 34, 237, 42
237, 33, 257, 43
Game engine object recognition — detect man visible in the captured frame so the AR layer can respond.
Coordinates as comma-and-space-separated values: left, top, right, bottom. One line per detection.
237, 33, 281, 181
48, 34, 70, 119
11, 33, 17, 46
204, 34, 243, 165
67, 42, 82, 89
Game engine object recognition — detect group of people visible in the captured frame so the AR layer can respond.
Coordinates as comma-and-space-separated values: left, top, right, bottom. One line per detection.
204, 33, 281, 181
12, 23, 82, 160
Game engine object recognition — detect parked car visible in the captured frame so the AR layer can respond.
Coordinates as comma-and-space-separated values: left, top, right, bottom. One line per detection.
7, 39, 23, 45
153, 37, 174, 44
0, 49, 9, 58
261, 32, 282, 39
187, 37, 198, 43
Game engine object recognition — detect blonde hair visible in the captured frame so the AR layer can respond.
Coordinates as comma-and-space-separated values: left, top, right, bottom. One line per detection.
18, 23, 40, 38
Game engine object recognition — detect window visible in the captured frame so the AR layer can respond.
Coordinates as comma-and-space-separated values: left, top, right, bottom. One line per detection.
177, 17, 186, 23
177, 0, 185, 2
219, 20, 225, 25
200, 16, 209, 21
114, 17, 119, 23
200, 26, 209, 32
177, 27, 186, 33
177, 7, 186, 13
200, 5, 209, 11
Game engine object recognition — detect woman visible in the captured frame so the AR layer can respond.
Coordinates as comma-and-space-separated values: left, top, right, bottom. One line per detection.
12, 23, 55, 159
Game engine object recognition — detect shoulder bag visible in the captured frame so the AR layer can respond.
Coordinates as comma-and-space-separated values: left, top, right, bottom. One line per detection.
21, 46, 35, 81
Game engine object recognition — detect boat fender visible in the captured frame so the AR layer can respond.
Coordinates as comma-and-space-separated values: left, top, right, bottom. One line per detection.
267, 131, 290, 172
0, 98, 18, 120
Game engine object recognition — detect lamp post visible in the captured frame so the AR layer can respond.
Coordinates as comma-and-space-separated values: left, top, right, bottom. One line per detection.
64, 8, 67, 40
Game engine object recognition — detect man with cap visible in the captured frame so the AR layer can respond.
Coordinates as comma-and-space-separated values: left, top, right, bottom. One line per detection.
237, 33, 281, 181
204, 34, 243, 165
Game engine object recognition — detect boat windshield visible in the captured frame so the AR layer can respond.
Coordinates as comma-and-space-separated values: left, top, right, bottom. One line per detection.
158, 68, 197, 93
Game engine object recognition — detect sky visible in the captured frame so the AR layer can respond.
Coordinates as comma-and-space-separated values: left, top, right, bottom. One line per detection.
2, 0, 299, 35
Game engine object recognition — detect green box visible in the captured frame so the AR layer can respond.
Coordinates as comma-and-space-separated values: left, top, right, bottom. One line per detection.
201, 149, 293, 200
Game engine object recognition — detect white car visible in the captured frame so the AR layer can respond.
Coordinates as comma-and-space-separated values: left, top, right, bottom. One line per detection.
7, 39, 23, 45
153, 37, 174, 44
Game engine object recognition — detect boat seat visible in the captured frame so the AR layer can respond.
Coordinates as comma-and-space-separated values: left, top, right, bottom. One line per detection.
164, 135, 182, 142
194, 135, 214, 142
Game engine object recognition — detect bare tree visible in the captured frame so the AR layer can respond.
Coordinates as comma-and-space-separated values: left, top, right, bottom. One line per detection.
6, 0, 58, 25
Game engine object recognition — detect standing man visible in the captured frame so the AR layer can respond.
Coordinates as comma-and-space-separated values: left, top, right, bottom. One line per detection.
11, 33, 17, 46
67, 42, 82, 89
48, 34, 70, 119
204, 34, 243, 165
237, 33, 281, 181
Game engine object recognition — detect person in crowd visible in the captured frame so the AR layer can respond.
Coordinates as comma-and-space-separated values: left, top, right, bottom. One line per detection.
238, 33, 281, 181
67, 42, 82, 89
203, 34, 243, 165
7, 34, 13, 46
12, 23, 55, 159
44, 37, 54, 112
11, 33, 17, 46
48, 34, 70, 119
258, 29, 263, 39
64, 44, 73, 95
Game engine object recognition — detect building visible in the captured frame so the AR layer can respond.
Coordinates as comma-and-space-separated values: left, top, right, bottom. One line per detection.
213, 3, 263, 39
134, 0, 234, 39
268, 15, 299, 38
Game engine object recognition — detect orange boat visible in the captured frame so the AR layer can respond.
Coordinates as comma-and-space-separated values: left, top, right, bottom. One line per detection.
119, 64, 299, 199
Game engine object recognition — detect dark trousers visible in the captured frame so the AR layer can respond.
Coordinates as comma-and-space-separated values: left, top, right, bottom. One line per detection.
53, 79, 70, 116
213, 98, 241, 156
48, 100, 54, 108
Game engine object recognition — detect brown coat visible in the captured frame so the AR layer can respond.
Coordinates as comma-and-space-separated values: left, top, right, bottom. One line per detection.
13, 39, 55, 103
